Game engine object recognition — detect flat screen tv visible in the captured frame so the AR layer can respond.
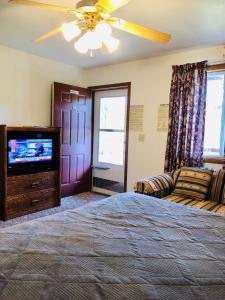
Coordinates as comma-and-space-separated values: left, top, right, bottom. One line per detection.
7, 131, 58, 175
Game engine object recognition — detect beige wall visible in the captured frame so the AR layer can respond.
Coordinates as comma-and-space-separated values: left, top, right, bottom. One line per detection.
86, 45, 224, 190
0, 45, 87, 127
1, 43, 223, 191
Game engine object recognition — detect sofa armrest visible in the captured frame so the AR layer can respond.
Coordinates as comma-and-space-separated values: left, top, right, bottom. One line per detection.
134, 174, 175, 198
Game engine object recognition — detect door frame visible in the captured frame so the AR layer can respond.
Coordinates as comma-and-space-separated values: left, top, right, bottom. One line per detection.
89, 82, 131, 192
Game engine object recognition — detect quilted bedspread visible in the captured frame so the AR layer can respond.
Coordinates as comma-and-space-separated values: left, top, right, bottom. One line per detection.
0, 192, 225, 299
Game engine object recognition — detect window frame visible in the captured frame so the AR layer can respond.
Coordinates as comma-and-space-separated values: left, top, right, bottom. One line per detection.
94, 92, 128, 167
204, 63, 225, 164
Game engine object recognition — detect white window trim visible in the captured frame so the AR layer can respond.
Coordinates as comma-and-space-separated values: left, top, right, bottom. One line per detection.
204, 67, 225, 162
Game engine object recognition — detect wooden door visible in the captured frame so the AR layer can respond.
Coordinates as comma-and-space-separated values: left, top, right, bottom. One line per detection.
53, 82, 92, 197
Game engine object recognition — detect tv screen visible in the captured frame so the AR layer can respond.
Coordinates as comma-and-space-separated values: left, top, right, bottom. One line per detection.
8, 139, 53, 164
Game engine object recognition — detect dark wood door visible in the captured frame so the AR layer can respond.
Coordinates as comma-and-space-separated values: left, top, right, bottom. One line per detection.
53, 82, 92, 197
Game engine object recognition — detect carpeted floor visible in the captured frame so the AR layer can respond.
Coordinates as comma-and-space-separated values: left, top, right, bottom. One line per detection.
0, 192, 106, 229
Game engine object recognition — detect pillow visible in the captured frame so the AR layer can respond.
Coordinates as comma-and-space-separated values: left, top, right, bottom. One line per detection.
222, 182, 225, 205
209, 169, 225, 203
134, 173, 175, 198
172, 167, 213, 201
169, 168, 181, 185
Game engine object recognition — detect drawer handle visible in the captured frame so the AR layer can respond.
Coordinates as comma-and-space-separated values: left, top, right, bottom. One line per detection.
31, 182, 40, 188
31, 199, 40, 204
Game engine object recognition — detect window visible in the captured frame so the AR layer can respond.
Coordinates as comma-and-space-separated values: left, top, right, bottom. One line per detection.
203, 68, 225, 158
98, 96, 126, 165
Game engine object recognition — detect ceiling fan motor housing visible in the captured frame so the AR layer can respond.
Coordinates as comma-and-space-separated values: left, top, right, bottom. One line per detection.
76, 0, 105, 31
76, 0, 98, 10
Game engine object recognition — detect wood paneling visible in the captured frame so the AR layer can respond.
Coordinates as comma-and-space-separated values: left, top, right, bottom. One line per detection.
78, 95, 86, 105
89, 82, 131, 91
77, 111, 86, 144
203, 157, 225, 164
76, 154, 85, 182
61, 110, 71, 145
61, 156, 70, 184
208, 63, 225, 72
61, 91, 71, 103
69, 155, 77, 183
0, 125, 7, 220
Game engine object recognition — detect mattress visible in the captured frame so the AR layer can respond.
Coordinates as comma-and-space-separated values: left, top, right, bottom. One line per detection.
0, 192, 225, 299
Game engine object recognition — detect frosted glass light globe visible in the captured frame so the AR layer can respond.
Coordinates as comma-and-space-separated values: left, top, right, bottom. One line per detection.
74, 39, 88, 54
81, 31, 102, 50
95, 23, 112, 39
103, 36, 120, 52
62, 22, 81, 42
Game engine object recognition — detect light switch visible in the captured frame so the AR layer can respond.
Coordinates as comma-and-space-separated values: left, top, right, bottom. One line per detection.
138, 134, 145, 142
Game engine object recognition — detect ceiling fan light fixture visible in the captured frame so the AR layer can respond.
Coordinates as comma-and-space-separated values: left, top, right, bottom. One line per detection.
74, 39, 88, 54
103, 35, 120, 52
81, 30, 103, 50
75, 11, 84, 20
95, 22, 112, 38
12, 0, 172, 56
62, 22, 81, 42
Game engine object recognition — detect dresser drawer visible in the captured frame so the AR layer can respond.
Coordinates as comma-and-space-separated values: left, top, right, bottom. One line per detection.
6, 188, 59, 219
7, 171, 59, 196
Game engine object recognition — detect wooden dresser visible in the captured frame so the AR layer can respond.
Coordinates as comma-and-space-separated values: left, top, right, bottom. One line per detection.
0, 126, 61, 221
6, 171, 60, 220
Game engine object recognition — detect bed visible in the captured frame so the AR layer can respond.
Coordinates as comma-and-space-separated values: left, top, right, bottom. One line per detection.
0, 192, 225, 299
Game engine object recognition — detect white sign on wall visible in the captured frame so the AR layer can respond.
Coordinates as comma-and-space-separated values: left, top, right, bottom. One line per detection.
129, 105, 144, 132
157, 104, 169, 132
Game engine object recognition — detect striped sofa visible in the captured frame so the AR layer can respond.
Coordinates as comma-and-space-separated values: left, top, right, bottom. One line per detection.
134, 167, 225, 216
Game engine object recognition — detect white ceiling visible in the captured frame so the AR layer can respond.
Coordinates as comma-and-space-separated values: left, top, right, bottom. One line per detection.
0, 0, 225, 68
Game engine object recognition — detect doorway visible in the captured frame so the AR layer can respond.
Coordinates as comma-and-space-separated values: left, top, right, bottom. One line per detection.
91, 83, 130, 195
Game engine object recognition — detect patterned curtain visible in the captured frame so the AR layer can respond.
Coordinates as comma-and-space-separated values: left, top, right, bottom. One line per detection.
164, 60, 208, 172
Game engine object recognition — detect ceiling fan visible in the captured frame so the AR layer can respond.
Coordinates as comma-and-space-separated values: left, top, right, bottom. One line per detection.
9, 0, 171, 55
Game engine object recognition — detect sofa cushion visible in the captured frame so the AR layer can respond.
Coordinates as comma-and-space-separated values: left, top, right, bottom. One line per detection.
172, 167, 213, 201
163, 194, 199, 205
221, 179, 225, 205
164, 194, 209, 207
212, 204, 225, 215
169, 168, 181, 185
163, 194, 225, 216
134, 174, 174, 198
209, 169, 225, 203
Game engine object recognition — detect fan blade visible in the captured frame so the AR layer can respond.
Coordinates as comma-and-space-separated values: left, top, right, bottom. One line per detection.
9, 0, 70, 12
95, 0, 130, 13
110, 18, 171, 43
33, 27, 62, 43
